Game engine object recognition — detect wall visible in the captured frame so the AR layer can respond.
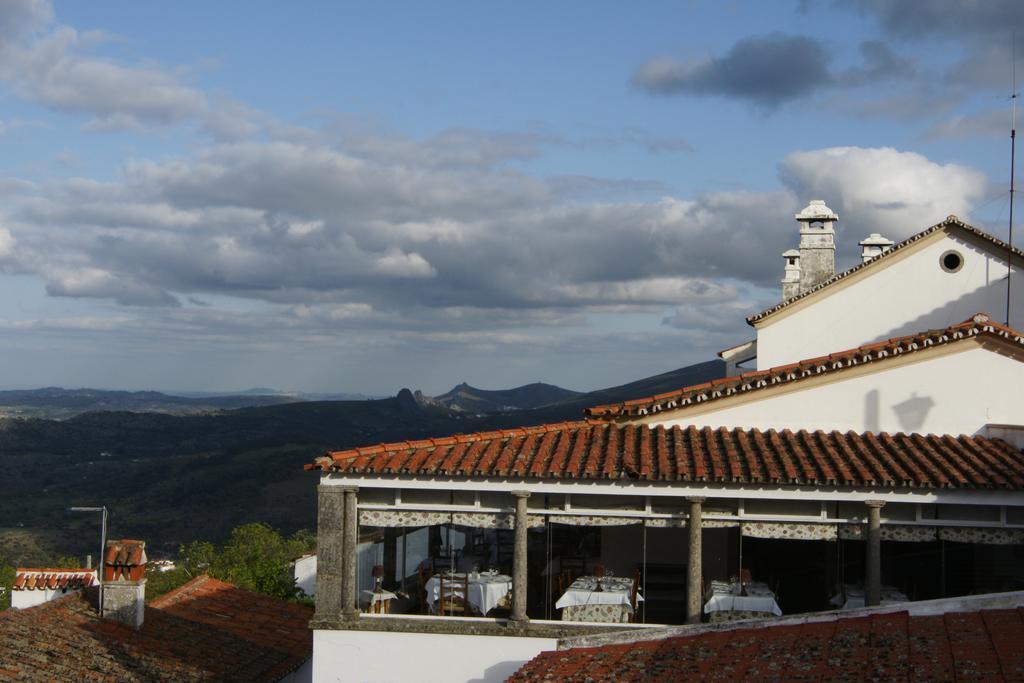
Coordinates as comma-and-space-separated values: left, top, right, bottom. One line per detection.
650, 343, 1024, 436
757, 231, 1024, 369
12, 587, 81, 609
312, 629, 557, 683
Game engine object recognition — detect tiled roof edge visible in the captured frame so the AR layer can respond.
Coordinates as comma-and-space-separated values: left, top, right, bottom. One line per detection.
307, 419, 601, 472
586, 313, 1024, 419
746, 217, 1024, 325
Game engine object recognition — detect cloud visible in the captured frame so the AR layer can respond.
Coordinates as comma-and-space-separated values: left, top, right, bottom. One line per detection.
778, 146, 987, 248
837, 41, 915, 85
846, 0, 1023, 39
925, 110, 1010, 140
632, 33, 834, 107
0, 1, 269, 136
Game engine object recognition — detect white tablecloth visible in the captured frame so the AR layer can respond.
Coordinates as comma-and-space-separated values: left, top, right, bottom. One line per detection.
829, 584, 908, 610
425, 572, 511, 615
703, 581, 782, 616
555, 576, 642, 610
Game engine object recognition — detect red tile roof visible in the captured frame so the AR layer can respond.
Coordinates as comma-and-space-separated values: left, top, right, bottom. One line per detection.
12, 569, 95, 591
747, 216, 1024, 324
308, 422, 1024, 490
585, 313, 1022, 419
509, 608, 1024, 682
0, 575, 312, 682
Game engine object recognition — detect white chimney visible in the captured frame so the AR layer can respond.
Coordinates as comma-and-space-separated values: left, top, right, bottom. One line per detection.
859, 233, 894, 263
795, 200, 838, 292
781, 249, 801, 299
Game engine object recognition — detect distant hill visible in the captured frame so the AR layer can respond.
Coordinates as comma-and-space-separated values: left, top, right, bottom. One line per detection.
0, 359, 725, 564
416, 381, 583, 413
0, 387, 302, 419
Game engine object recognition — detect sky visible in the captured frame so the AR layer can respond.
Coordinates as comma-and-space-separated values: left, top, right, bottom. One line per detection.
0, 0, 1021, 395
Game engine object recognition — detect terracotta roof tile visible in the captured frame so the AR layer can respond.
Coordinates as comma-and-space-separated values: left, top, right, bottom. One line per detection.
509, 608, 1024, 682
586, 313, 1023, 419
308, 421, 1024, 490
0, 575, 311, 682
12, 569, 96, 592
747, 216, 1024, 324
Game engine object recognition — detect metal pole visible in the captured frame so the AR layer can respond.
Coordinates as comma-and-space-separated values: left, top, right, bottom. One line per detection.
99, 506, 107, 616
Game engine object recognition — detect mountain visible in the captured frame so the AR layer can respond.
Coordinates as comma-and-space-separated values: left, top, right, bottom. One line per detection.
0, 387, 301, 419
0, 360, 725, 564
416, 381, 583, 413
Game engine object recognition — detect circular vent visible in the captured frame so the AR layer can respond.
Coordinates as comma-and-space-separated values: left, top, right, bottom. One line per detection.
940, 250, 964, 273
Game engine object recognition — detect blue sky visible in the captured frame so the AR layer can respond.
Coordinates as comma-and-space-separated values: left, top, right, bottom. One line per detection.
0, 0, 1020, 395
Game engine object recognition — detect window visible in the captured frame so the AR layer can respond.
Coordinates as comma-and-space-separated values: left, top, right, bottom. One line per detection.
940, 250, 964, 273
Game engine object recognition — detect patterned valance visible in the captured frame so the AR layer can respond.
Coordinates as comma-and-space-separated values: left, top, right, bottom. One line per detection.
839, 525, 937, 543
359, 509, 454, 527
702, 519, 740, 529
359, 509, 548, 528
449, 512, 545, 529
643, 518, 687, 528
548, 515, 643, 527
938, 527, 1024, 545
742, 522, 837, 541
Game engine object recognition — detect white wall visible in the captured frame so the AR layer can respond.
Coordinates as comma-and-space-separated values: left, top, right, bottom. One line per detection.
12, 587, 76, 609
649, 343, 1024, 436
312, 628, 557, 683
757, 231, 1024, 369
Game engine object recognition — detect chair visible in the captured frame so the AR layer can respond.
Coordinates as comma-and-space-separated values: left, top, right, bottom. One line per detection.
432, 555, 455, 574
416, 565, 431, 614
628, 569, 641, 623
437, 574, 475, 616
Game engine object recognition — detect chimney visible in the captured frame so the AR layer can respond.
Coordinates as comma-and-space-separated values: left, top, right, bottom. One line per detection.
781, 249, 801, 299
858, 232, 894, 263
102, 539, 147, 629
795, 200, 838, 292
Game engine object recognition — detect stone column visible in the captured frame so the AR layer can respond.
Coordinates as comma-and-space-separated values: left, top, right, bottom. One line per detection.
686, 497, 705, 624
341, 486, 360, 620
865, 500, 885, 607
315, 485, 346, 621
511, 490, 531, 623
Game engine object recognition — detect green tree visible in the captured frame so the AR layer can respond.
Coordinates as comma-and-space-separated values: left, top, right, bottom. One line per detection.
211, 523, 301, 599
0, 559, 14, 610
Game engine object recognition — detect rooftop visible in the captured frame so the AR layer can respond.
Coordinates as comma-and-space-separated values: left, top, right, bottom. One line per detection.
585, 313, 1021, 420
510, 596, 1024, 682
0, 575, 312, 682
308, 421, 1024, 490
747, 216, 1024, 325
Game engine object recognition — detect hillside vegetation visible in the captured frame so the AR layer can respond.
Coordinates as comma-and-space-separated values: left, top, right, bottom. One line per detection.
0, 361, 723, 565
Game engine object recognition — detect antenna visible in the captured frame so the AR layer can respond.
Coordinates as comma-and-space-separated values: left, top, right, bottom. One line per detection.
1008, 33, 1018, 328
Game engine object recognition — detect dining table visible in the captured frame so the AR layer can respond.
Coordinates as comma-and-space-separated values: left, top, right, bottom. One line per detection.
829, 584, 909, 609
424, 571, 512, 616
555, 575, 642, 623
703, 580, 783, 622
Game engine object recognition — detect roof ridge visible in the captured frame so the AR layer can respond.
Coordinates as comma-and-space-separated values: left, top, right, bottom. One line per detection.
148, 573, 216, 608
585, 313, 1024, 420
746, 217, 1024, 325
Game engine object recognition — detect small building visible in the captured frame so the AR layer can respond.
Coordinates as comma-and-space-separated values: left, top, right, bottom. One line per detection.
11, 568, 96, 609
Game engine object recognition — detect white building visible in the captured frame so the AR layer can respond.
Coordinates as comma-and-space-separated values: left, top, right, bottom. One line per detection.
11, 568, 97, 609
305, 203, 1024, 682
